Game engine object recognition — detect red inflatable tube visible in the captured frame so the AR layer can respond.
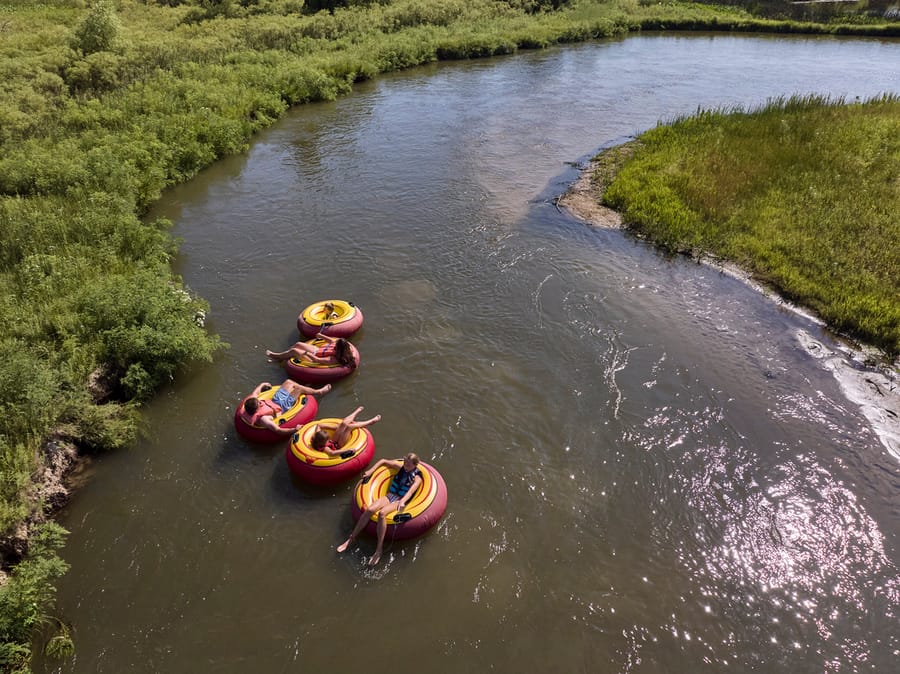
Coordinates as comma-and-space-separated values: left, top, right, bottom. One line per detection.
286, 420, 375, 486
350, 462, 448, 541
284, 339, 360, 385
297, 299, 364, 339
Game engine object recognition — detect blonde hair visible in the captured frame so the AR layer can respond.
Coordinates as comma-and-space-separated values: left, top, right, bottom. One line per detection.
404, 453, 419, 466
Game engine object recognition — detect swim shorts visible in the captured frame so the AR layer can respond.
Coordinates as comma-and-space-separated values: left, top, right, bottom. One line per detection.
272, 386, 297, 411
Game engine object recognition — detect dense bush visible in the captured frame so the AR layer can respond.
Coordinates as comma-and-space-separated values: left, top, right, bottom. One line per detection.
75, 268, 220, 401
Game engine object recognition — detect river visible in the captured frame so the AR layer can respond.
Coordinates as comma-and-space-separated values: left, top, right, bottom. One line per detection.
41, 34, 900, 673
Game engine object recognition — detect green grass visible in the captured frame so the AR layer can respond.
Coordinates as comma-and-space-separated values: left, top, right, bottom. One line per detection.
1, 0, 898, 668
603, 95, 900, 356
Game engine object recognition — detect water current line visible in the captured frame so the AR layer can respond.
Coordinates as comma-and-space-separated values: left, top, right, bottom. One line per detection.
532, 273, 554, 330
604, 331, 634, 420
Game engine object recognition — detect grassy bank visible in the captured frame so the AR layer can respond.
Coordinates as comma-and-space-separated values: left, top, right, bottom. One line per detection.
602, 95, 900, 357
1, 0, 898, 668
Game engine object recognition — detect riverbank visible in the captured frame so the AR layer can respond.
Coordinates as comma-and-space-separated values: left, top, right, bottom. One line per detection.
559, 136, 900, 458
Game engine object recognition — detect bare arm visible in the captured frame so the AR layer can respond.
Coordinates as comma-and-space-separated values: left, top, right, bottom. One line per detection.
361, 458, 402, 481
260, 416, 294, 435
250, 382, 272, 397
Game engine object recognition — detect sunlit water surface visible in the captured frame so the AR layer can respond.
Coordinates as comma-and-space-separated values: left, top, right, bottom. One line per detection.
41, 34, 900, 674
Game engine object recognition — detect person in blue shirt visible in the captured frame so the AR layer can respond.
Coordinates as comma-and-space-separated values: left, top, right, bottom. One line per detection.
337, 453, 422, 566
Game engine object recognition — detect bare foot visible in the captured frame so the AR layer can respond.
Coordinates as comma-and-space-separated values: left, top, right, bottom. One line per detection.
367, 551, 382, 566
336, 539, 351, 553
317, 384, 332, 395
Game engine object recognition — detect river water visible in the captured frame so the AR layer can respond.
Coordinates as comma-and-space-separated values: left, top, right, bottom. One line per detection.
42, 34, 900, 673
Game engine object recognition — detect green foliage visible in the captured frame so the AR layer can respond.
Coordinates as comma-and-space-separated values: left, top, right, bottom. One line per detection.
0, 344, 56, 409
0, 436, 35, 537
604, 95, 900, 356
43, 619, 75, 661
64, 50, 127, 92
0, 523, 70, 670
505, 0, 573, 13
692, 0, 899, 24
71, 0, 123, 55
65, 399, 141, 452
75, 269, 220, 401
304, 0, 386, 14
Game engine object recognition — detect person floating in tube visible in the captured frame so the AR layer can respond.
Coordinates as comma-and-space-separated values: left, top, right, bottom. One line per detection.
266, 332, 356, 369
310, 406, 381, 457
242, 379, 330, 436
337, 453, 422, 566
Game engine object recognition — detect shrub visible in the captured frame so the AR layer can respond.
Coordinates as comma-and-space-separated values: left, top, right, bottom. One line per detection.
0, 340, 65, 442
64, 50, 127, 93
0, 523, 70, 671
71, 0, 123, 55
75, 270, 221, 402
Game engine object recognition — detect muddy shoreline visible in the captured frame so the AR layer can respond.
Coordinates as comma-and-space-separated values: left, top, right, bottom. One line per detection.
558, 146, 900, 459
0, 437, 92, 585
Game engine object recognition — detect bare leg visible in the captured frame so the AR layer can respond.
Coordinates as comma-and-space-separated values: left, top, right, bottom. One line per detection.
369, 501, 401, 566
335, 406, 364, 438
337, 497, 389, 553
266, 342, 315, 362
332, 407, 381, 446
284, 381, 331, 397
353, 414, 381, 430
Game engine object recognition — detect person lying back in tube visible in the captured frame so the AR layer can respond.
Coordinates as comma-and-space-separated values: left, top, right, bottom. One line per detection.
266, 333, 356, 368
310, 406, 381, 456
242, 379, 331, 436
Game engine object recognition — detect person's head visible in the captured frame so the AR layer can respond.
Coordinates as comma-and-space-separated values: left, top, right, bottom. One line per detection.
311, 426, 329, 451
335, 338, 355, 367
402, 453, 419, 471
243, 397, 259, 415
323, 302, 335, 315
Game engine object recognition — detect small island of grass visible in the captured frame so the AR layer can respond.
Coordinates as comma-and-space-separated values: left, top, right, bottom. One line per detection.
567, 95, 900, 359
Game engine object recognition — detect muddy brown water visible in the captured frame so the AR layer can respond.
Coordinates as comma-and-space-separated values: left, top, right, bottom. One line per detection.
40, 34, 900, 673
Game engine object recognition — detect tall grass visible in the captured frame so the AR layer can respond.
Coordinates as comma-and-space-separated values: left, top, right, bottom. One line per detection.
603, 95, 900, 356
1, 0, 898, 668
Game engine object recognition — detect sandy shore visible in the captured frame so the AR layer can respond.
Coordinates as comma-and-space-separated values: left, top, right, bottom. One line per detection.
559, 149, 900, 459
556, 165, 623, 229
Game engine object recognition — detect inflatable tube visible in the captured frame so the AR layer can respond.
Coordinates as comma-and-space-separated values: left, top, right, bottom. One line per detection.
297, 299, 364, 339
350, 462, 447, 540
286, 419, 375, 485
234, 385, 318, 444
284, 338, 360, 385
